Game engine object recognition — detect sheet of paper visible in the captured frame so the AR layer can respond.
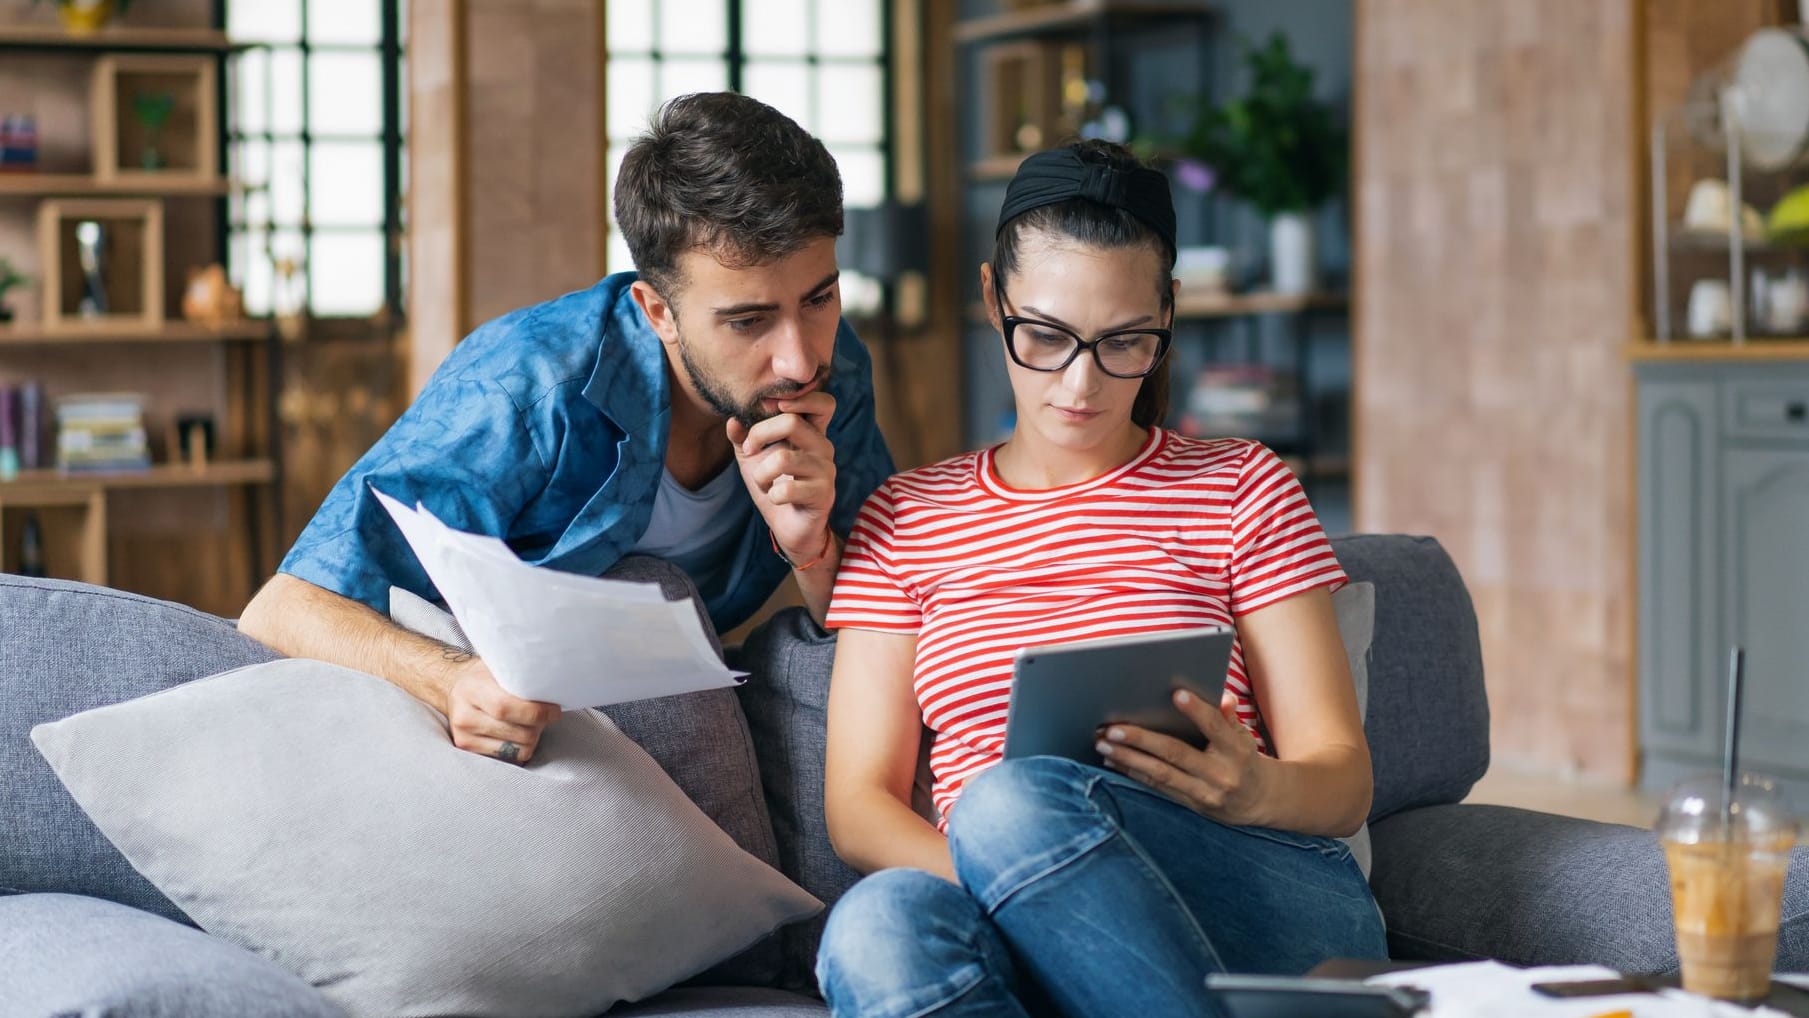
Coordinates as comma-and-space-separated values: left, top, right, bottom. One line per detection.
373, 488, 745, 710
1367, 961, 1795, 1018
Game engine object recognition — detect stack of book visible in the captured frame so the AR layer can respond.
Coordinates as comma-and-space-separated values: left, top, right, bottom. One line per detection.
1179, 364, 1300, 442
56, 392, 150, 473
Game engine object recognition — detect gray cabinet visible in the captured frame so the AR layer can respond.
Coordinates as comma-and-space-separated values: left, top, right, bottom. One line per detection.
1637, 362, 1809, 804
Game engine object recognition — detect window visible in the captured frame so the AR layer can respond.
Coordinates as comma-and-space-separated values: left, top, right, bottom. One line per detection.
224, 0, 406, 322
605, 1, 890, 311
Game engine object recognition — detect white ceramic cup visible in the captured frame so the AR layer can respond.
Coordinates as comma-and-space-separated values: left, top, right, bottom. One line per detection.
1688, 279, 1733, 338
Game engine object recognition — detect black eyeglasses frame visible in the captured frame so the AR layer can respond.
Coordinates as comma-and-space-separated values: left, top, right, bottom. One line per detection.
991, 275, 1174, 380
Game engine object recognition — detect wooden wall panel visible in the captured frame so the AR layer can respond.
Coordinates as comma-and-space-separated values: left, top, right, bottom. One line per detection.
1354, 0, 1639, 780
406, 0, 604, 396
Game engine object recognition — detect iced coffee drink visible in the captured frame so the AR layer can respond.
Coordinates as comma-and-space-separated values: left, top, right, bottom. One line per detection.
1658, 775, 1798, 1002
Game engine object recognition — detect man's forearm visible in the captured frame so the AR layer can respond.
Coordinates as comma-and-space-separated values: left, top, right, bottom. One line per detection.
790, 532, 843, 626
237, 573, 465, 714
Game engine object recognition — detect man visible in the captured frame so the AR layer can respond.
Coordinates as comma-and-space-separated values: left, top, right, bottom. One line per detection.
238, 92, 894, 766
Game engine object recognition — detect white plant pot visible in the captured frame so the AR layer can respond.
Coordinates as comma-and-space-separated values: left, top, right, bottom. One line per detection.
1269, 212, 1317, 295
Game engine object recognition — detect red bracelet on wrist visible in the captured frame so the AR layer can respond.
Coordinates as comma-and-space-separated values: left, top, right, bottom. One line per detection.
771, 529, 834, 572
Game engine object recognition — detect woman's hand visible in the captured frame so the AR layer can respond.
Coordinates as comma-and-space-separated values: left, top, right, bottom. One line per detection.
1095, 689, 1274, 828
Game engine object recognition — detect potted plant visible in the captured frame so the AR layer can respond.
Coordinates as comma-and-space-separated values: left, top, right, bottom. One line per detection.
29, 0, 134, 36
131, 91, 176, 170
1182, 34, 1346, 294
0, 258, 27, 325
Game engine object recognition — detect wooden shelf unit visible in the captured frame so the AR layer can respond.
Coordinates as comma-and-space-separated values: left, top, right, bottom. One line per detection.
1625, 338, 1809, 362
0, 25, 233, 53
0, 461, 272, 586
1175, 290, 1348, 319
954, 1, 1216, 44
1, 460, 275, 501
0, 320, 270, 345
0, 172, 231, 196
970, 154, 1031, 181
0, 18, 279, 611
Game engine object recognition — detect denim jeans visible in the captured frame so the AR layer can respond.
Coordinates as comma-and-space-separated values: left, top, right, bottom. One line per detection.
816, 756, 1387, 1018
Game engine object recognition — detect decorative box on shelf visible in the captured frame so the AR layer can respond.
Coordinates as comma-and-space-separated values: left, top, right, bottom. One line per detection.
36, 197, 165, 334
980, 40, 1067, 162
91, 54, 217, 186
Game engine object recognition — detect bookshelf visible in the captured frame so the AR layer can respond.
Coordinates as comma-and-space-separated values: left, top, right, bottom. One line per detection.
0, 320, 268, 344
0, 8, 277, 612
952, 2, 1355, 530
0, 172, 230, 196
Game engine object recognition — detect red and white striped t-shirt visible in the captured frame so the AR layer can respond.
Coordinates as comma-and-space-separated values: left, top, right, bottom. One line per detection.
825, 428, 1346, 827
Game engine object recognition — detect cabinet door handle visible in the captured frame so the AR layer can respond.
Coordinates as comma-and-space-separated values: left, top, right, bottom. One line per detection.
1789, 401, 1807, 424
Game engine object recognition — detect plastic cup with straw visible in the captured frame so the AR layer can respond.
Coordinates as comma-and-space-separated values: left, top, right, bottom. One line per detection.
1656, 646, 1799, 1002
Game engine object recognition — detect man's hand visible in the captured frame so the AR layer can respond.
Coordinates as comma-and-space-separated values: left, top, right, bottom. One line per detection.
728, 390, 838, 564
443, 656, 562, 764
1095, 689, 1273, 827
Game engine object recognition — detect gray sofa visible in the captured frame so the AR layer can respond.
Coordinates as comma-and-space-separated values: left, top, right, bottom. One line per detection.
2, 534, 1804, 1017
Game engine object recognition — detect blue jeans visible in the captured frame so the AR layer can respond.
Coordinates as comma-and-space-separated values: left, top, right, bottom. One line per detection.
816, 756, 1387, 1018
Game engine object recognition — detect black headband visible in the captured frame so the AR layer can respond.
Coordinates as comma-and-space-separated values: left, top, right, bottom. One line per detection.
995, 148, 1177, 254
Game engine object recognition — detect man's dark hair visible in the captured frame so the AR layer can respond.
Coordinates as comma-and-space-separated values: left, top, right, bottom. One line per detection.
993, 139, 1176, 429
615, 92, 843, 299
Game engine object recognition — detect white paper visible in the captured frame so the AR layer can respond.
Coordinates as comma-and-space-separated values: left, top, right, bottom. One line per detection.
1367, 961, 1794, 1018
373, 488, 746, 710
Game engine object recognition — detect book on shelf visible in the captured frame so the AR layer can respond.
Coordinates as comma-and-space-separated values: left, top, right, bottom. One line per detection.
0, 385, 17, 479
55, 392, 150, 473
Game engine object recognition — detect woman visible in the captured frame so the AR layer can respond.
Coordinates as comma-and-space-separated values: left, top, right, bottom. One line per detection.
814, 140, 1386, 1018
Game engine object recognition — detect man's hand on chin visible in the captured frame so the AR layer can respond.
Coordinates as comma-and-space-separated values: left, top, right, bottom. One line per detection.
728, 389, 838, 565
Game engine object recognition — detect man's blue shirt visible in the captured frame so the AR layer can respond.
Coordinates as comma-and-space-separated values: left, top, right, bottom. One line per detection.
279, 272, 896, 633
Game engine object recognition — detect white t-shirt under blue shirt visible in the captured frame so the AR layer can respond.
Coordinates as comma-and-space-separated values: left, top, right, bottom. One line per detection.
627, 463, 753, 595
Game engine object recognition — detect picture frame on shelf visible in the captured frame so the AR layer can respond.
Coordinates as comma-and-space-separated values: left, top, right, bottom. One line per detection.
91, 54, 216, 186
980, 40, 1066, 166
36, 197, 164, 334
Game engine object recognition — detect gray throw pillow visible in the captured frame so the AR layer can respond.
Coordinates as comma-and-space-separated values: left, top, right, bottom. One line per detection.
31, 658, 821, 1018
0, 892, 348, 1018
1332, 580, 1376, 877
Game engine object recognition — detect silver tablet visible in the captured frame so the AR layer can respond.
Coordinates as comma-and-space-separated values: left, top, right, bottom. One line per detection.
1003, 626, 1236, 762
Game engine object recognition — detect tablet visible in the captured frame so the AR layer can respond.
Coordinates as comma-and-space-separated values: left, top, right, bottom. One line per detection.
1002, 626, 1235, 762
1203, 975, 1431, 1018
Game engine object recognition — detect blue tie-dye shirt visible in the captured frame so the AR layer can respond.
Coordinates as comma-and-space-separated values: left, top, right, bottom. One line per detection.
279, 272, 896, 633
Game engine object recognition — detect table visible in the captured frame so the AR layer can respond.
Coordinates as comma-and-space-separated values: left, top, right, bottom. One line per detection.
1307, 960, 1809, 1016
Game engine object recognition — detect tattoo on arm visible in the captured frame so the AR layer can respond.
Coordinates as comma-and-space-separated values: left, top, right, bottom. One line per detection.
439, 645, 474, 664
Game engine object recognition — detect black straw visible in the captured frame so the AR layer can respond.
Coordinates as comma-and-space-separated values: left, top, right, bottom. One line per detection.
1723, 646, 1746, 830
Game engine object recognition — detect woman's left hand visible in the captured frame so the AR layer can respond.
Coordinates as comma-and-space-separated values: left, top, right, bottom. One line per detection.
1096, 689, 1272, 828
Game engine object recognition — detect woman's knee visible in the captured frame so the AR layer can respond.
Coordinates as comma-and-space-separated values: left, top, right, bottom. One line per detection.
816, 869, 1001, 1015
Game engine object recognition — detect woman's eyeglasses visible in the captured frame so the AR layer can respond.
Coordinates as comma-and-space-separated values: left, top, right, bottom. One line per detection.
992, 277, 1172, 379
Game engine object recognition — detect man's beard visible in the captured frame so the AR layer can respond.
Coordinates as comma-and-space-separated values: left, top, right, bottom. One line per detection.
677, 332, 831, 429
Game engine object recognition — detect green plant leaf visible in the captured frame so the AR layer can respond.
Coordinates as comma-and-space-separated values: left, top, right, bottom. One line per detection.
1179, 32, 1347, 218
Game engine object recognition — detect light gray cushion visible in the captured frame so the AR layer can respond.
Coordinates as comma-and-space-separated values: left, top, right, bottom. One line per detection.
0, 574, 278, 923
31, 658, 821, 1018
1329, 535, 1490, 822
393, 554, 789, 989
733, 609, 857, 993
0, 892, 346, 1018
1368, 803, 1809, 972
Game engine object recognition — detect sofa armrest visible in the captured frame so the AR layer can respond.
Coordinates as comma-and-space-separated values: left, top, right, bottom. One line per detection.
1369, 803, 1809, 973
